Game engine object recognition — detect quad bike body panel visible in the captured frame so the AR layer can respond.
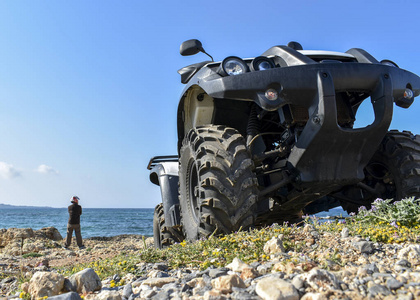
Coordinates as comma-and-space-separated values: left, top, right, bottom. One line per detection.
147, 156, 180, 227
148, 40, 420, 245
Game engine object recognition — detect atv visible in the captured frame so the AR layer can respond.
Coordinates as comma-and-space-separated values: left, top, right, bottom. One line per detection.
147, 39, 420, 248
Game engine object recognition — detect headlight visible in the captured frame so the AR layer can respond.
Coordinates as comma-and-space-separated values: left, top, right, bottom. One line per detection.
404, 88, 414, 100
251, 56, 275, 71
221, 56, 248, 76
380, 59, 399, 68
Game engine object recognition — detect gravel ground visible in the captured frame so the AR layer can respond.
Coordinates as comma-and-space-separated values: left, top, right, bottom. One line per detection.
1, 227, 420, 299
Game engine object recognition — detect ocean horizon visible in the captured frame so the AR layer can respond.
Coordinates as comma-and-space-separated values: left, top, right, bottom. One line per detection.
0, 207, 154, 239
0, 205, 347, 240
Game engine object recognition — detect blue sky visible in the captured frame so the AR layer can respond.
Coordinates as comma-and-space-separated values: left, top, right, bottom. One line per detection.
1, 0, 419, 208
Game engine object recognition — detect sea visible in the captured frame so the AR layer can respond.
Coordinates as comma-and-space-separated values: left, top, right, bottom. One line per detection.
0, 207, 154, 238
0, 206, 348, 239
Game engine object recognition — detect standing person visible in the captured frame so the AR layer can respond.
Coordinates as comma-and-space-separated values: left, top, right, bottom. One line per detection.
64, 196, 85, 249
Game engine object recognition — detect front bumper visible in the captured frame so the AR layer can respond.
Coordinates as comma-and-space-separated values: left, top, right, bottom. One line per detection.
201, 61, 420, 186
202, 62, 420, 111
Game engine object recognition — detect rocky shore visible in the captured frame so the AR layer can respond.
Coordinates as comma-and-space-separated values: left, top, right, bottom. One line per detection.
0, 226, 419, 299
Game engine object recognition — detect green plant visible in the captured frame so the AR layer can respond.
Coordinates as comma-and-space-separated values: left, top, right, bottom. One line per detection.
355, 197, 420, 226
22, 252, 43, 258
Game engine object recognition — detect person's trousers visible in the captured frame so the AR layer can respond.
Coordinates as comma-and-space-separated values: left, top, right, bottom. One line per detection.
65, 223, 83, 247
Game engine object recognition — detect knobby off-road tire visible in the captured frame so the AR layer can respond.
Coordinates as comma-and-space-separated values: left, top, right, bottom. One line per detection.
340, 130, 420, 213
179, 125, 259, 241
153, 203, 184, 249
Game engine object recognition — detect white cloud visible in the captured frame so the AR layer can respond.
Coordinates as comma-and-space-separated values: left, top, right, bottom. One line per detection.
36, 164, 59, 175
0, 162, 21, 179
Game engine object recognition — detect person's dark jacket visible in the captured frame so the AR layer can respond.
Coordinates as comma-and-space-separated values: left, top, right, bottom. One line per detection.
68, 203, 82, 225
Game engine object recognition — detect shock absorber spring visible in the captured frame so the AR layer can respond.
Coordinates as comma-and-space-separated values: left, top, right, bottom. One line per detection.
247, 104, 260, 146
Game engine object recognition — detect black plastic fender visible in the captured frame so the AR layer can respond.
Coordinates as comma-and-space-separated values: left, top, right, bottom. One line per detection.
149, 161, 180, 227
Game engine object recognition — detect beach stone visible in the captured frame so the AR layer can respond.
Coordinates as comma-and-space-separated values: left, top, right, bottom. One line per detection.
256, 276, 299, 300
161, 282, 181, 294
96, 290, 122, 300
263, 235, 285, 254
211, 274, 246, 294
203, 289, 227, 299
141, 289, 157, 298
47, 292, 83, 300
122, 273, 136, 284
353, 241, 374, 254
368, 284, 391, 297
147, 270, 169, 278
301, 268, 340, 291
409, 272, 420, 282
141, 277, 177, 288
28, 271, 65, 298
396, 294, 415, 300
303, 224, 316, 233
69, 268, 102, 294
387, 277, 404, 290
230, 291, 255, 300
361, 263, 379, 275
208, 268, 229, 278
301, 293, 328, 300
226, 257, 249, 272
257, 263, 272, 275
187, 278, 207, 289
63, 278, 77, 292
398, 245, 420, 265
151, 289, 171, 299
153, 263, 169, 271
291, 276, 305, 290
240, 266, 259, 280
395, 259, 412, 272
341, 227, 350, 238
21, 282, 29, 293
122, 283, 133, 299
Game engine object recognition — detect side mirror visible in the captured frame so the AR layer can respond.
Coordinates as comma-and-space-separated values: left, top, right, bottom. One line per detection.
180, 39, 205, 56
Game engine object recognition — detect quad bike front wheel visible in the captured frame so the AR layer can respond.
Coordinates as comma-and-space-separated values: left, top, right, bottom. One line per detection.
153, 203, 183, 248
179, 125, 259, 241
337, 130, 420, 213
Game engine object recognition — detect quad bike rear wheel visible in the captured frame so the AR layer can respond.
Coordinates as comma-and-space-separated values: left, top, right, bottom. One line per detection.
179, 125, 259, 241
338, 130, 420, 213
153, 203, 183, 248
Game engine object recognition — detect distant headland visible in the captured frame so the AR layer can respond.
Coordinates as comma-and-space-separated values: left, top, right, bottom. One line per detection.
0, 203, 53, 209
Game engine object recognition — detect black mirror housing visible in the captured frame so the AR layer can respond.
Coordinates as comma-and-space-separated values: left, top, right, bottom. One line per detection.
180, 39, 204, 56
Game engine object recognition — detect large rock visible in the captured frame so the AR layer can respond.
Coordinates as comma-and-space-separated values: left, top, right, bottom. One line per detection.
256, 276, 299, 300
263, 235, 285, 255
37, 227, 63, 241
0, 227, 63, 255
69, 268, 102, 294
22, 240, 45, 254
211, 274, 246, 294
0, 228, 34, 247
28, 271, 65, 298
